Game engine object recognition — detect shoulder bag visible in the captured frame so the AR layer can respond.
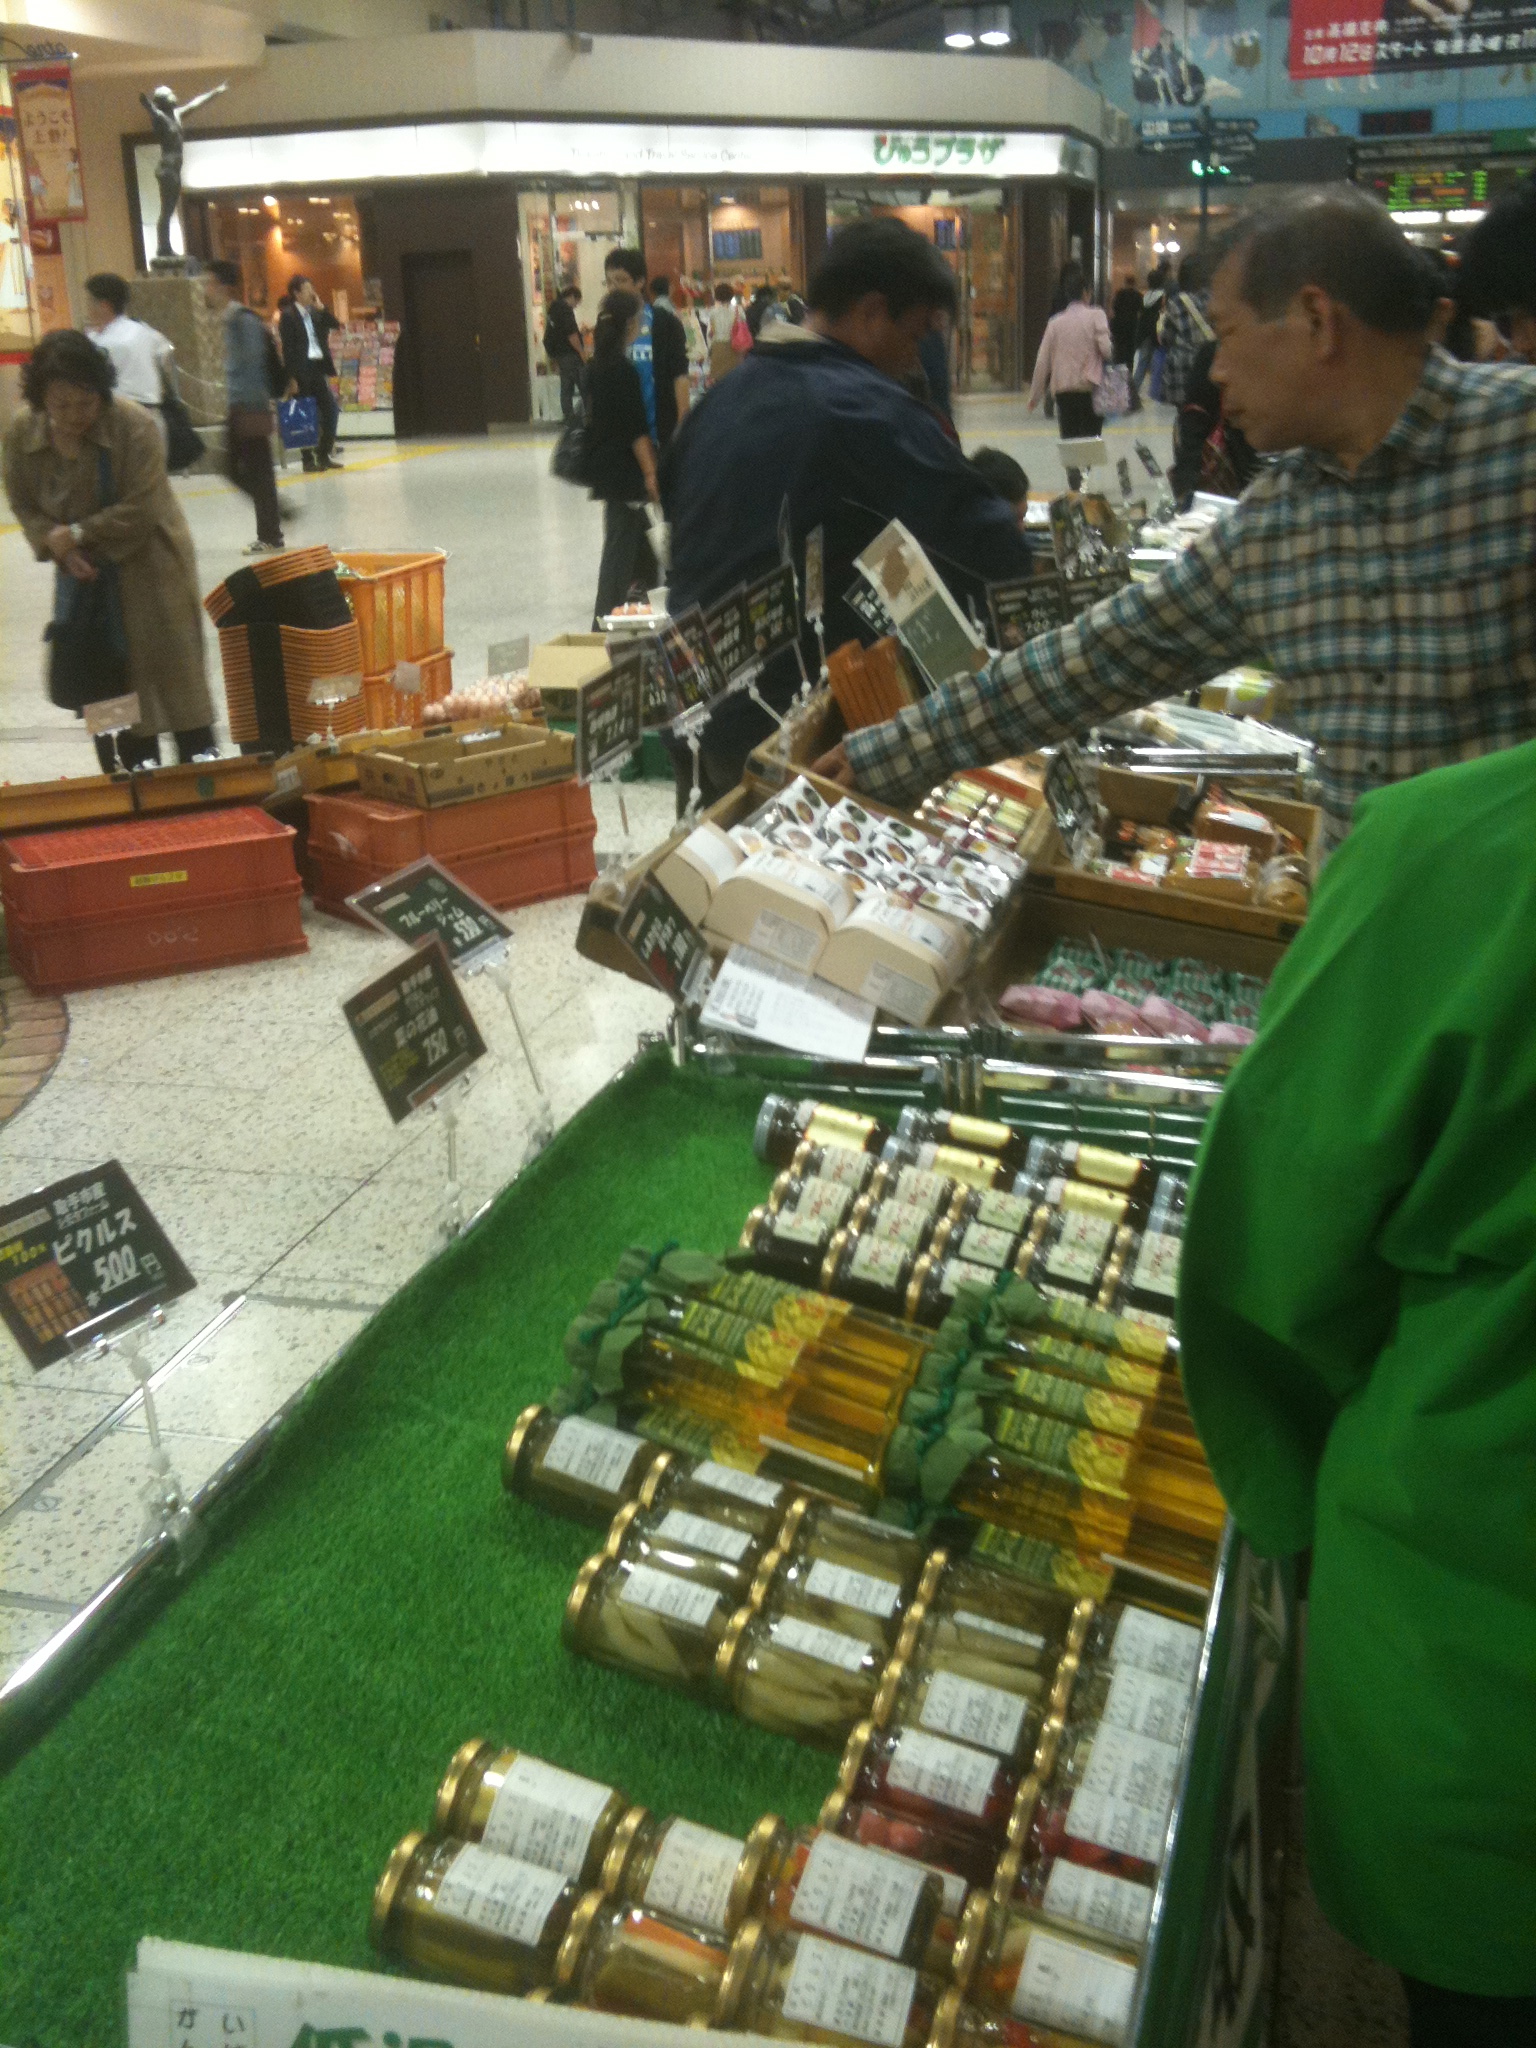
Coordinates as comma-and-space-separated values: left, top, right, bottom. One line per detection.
45, 446, 129, 713
160, 361, 205, 474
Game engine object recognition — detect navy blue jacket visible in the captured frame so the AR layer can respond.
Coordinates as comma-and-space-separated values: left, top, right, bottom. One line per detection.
660, 327, 1030, 665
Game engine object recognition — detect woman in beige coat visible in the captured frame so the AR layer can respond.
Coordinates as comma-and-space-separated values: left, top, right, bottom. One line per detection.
3, 327, 214, 771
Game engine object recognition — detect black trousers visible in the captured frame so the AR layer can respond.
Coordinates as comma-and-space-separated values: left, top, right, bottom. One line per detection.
226, 410, 283, 544
94, 725, 215, 774
1056, 389, 1100, 439
1404, 1977, 1536, 2048
556, 355, 582, 421
593, 500, 658, 625
294, 362, 339, 464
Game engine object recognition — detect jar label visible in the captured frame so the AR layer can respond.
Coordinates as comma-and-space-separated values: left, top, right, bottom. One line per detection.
794, 1178, 855, 1228
793, 1834, 931, 1958
1111, 1607, 1203, 1686
993, 1407, 1133, 1494
804, 1558, 902, 1619
773, 1208, 836, 1248
818, 1145, 874, 1188
540, 1415, 641, 1497
957, 1221, 1018, 1269
1044, 1211, 1115, 1285
482, 1756, 613, 1875
1041, 1859, 1155, 1948
1074, 1144, 1141, 1192
1078, 1727, 1181, 1815
1064, 1789, 1168, 1866
894, 1166, 950, 1211
1011, 1926, 1139, 2041
869, 1200, 931, 1251
1101, 1664, 1192, 1746
643, 1818, 745, 1935
952, 1609, 1048, 1653
886, 1729, 998, 1818
434, 1844, 569, 1947
770, 1615, 870, 1673
939, 1256, 998, 1299
976, 1189, 1030, 1233
849, 1237, 910, 1287
917, 1670, 1027, 1757
619, 1562, 722, 1631
693, 1459, 783, 1508
655, 1509, 754, 1563
1131, 1230, 1181, 1301
780, 1933, 917, 2048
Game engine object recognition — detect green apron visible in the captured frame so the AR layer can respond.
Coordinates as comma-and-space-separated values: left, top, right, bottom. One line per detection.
1178, 738, 1536, 1995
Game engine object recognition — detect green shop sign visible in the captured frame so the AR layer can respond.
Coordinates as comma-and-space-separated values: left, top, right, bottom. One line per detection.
873, 132, 1006, 167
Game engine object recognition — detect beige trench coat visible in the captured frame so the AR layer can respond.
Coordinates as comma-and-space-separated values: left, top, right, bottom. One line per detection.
2, 397, 213, 735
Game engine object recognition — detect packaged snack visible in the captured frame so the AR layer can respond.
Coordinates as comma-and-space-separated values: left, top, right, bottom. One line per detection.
998, 986, 1085, 1032
1077, 992, 1151, 1037
1206, 1022, 1255, 1047
1135, 996, 1208, 1043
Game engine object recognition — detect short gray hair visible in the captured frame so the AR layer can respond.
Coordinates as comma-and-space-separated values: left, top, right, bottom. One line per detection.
1218, 186, 1438, 335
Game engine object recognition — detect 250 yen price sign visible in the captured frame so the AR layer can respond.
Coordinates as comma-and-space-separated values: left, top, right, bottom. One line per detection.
344, 936, 487, 1123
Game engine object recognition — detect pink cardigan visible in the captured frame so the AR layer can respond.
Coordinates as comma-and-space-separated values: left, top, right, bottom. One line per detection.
1030, 300, 1112, 403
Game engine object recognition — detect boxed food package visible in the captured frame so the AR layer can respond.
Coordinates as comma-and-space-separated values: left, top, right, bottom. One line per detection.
816, 896, 970, 1024
653, 821, 744, 926
702, 850, 854, 972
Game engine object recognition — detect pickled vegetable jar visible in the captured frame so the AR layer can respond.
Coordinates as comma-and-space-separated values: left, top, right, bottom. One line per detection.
565, 1550, 740, 1697
553, 1890, 731, 2024
761, 1827, 946, 1969
606, 1495, 764, 1603
603, 1807, 786, 1938
503, 1405, 671, 1525
839, 1722, 1021, 1851
953, 1895, 1140, 2048
433, 1740, 627, 1885
716, 1919, 943, 2048
716, 1602, 889, 1748
369, 1830, 580, 1994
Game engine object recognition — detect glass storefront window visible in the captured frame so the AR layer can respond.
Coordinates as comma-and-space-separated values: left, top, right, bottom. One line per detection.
519, 184, 630, 422
205, 194, 366, 318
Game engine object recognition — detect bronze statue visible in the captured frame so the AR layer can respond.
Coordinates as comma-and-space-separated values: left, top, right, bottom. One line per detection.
141, 82, 227, 263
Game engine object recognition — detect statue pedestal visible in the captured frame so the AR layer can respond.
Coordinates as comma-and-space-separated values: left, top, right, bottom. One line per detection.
133, 272, 226, 430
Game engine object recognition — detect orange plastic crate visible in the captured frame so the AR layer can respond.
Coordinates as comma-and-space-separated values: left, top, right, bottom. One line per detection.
6, 882, 307, 994
335, 550, 447, 673
305, 781, 592, 870
362, 647, 453, 730
309, 819, 597, 920
1, 809, 300, 925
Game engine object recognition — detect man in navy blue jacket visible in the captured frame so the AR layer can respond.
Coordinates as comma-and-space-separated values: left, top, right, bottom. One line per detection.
660, 218, 1031, 804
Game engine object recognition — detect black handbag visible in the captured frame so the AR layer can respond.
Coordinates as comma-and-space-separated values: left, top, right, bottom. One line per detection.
45, 447, 129, 713
161, 380, 204, 474
550, 412, 594, 487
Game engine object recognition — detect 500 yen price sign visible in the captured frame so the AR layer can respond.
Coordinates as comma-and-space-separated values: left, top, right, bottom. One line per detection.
344, 936, 487, 1123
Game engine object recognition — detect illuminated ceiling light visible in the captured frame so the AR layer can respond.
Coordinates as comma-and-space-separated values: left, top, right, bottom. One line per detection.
977, 4, 1012, 44
942, 3, 977, 46
1165, 239, 1181, 252
262, 194, 278, 207
1390, 208, 1442, 225
1444, 207, 1485, 223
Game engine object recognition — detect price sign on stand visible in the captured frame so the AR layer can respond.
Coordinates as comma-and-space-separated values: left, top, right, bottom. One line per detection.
346, 858, 510, 971
1043, 740, 1103, 867
986, 573, 1069, 653
743, 564, 799, 668
0, 1163, 194, 1369
574, 644, 645, 782
84, 692, 141, 738
659, 606, 730, 726
344, 937, 487, 1124
1063, 566, 1132, 618
843, 578, 894, 640
701, 943, 874, 1062
804, 525, 826, 625
616, 876, 714, 1006
701, 586, 750, 683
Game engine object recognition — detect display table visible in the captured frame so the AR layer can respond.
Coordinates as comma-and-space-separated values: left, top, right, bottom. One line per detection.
0, 1045, 1291, 2048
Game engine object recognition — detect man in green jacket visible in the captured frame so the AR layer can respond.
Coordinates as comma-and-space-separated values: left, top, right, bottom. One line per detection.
1178, 740, 1536, 2046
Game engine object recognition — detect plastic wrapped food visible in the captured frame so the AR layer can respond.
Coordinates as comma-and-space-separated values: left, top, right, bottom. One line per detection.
1134, 996, 1208, 1043
1077, 992, 1152, 1037
1252, 855, 1310, 916
998, 986, 1084, 1031
1206, 1022, 1255, 1047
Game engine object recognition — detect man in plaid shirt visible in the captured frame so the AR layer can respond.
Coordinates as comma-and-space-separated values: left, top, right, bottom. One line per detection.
818, 189, 1536, 840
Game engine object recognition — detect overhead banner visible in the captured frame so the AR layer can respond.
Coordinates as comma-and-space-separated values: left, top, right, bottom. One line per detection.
1290, 0, 1536, 78
11, 62, 85, 223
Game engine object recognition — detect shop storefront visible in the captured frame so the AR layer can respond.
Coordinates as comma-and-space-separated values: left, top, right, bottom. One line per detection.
126, 118, 1099, 429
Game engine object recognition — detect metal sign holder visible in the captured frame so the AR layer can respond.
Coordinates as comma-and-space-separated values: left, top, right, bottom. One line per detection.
69, 1302, 206, 1569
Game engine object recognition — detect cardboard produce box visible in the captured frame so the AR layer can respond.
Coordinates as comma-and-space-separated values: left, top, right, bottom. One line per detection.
528, 633, 611, 721
355, 724, 574, 809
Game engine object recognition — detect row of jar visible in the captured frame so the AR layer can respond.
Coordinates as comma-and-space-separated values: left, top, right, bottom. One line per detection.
372, 1739, 1152, 2045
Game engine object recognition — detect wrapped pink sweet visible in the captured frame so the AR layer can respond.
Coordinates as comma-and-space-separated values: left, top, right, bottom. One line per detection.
1139, 995, 1210, 1042
1080, 989, 1153, 1035
1208, 1022, 1257, 1047
998, 984, 1083, 1030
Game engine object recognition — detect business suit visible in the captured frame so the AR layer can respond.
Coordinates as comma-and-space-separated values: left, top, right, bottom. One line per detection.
278, 299, 342, 469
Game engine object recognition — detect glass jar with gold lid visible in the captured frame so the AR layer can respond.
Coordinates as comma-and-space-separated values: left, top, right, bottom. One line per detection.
819, 1225, 923, 1319
369, 1829, 581, 1993
715, 1918, 944, 2047
756, 1094, 894, 1171
770, 1501, 931, 1647
787, 1137, 881, 1194
990, 1830, 1156, 1958
924, 1982, 1102, 2048
503, 1404, 671, 1526
605, 1496, 765, 1604
950, 1891, 1140, 2045
903, 1252, 1010, 1329
837, 1722, 1023, 1857
553, 1888, 732, 2024
603, 1807, 787, 1939
741, 1184, 859, 1286
818, 1786, 1000, 1896
714, 1599, 891, 1749
871, 1653, 1058, 1772
912, 1559, 1092, 1686
638, 1452, 798, 1548
565, 1549, 745, 1697
433, 1740, 628, 1886
924, 1210, 1030, 1286
760, 1825, 947, 1972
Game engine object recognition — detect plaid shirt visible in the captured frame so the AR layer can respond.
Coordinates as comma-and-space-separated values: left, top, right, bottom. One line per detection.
1157, 291, 1213, 408
846, 350, 1536, 835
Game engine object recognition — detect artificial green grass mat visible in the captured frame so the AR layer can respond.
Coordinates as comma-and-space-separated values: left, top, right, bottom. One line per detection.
0, 1045, 837, 2044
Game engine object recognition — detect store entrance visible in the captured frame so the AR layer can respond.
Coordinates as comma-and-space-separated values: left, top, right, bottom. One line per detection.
401, 250, 486, 435
827, 187, 1018, 394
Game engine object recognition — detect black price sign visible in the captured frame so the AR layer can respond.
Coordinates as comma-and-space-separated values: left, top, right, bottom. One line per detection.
1063, 566, 1131, 618
618, 876, 713, 1006
743, 563, 799, 667
659, 605, 730, 721
344, 936, 487, 1123
843, 578, 894, 639
0, 1162, 195, 1368
347, 857, 510, 970
987, 573, 1069, 653
576, 646, 644, 781
702, 587, 750, 682
1043, 739, 1102, 860
633, 634, 673, 729
804, 525, 825, 624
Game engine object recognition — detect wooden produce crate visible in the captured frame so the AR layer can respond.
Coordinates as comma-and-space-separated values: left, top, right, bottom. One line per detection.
354, 725, 574, 809
131, 756, 276, 814
0, 773, 134, 835
335, 550, 446, 674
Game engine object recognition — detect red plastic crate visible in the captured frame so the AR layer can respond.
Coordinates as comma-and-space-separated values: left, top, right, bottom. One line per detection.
305, 780, 594, 870
5, 881, 307, 994
0, 809, 299, 925
308, 819, 598, 920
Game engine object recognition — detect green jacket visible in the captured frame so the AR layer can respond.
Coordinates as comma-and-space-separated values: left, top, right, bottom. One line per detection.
1178, 739, 1536, 1995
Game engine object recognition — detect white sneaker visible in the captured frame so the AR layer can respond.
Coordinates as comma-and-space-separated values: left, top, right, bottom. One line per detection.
243, 538, 284, 555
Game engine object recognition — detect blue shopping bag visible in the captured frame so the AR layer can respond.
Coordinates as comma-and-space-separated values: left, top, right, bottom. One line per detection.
278, 396, 319, 450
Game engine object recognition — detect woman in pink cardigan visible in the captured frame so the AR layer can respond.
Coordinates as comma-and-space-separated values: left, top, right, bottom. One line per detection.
1029, 263, 1112, 440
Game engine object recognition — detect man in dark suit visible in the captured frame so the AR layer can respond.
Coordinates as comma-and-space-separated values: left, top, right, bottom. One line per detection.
279, 274, 343, 472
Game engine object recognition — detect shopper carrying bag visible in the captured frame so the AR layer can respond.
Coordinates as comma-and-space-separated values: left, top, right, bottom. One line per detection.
277, 394, 320, 452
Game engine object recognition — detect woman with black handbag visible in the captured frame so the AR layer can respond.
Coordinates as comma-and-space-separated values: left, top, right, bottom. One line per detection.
582, 287, 661, 625
2, 329, 214, 771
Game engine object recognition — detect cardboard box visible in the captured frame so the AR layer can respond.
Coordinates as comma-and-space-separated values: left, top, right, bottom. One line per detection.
355, 725, 575, 809
654, 821, 743, 926
702, 849, 854, 973
818, 897, 970, 1025
528, 633, 611, 720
